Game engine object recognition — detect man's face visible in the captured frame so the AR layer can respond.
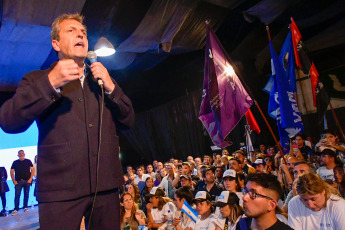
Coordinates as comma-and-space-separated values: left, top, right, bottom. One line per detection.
293, 163, 310, 179
259, 145, 266, 152
187, 156, 193, 162
229, 160, 241, 172
180, 177, 192, 187
174, 194, 185, 210
299, 190, 326, 211
127, 167, 133, 174
167, 165, 175, 175
18, 151, 25, 160
235, 153, 244, 164
216, 155, 222, 163
287, 158, 298, 173
53, 19, 88, 61
195, 158, 201, 166
255, 164, 266, 174
204, 170, 215, 183
182, 165, 191, 175
203, 157, 210, 165
222, 149, 229, 156
242, 181, 275, 218
295, 136, 304, 147
157, 162, 163, 170
137, 168, 143, 176
215, 167, 223, 178
147, 165, 153, 173
320, 154, 333, 166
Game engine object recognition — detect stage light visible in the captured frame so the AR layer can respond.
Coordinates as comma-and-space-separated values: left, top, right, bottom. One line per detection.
94, 37, 115, 57
225, 64, 235, 76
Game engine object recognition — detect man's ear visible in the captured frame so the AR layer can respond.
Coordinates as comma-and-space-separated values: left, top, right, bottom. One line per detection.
52, 40, 60, 52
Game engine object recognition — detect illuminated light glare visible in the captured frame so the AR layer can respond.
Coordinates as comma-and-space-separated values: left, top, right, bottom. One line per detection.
225, 65, 235, 76
95, 47, 116, 57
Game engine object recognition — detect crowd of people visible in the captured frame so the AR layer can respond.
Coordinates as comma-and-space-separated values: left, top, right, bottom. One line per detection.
118, 129, 345, 229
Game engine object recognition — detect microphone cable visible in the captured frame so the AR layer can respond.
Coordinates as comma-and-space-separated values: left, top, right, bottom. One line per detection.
88, 83, 104, 229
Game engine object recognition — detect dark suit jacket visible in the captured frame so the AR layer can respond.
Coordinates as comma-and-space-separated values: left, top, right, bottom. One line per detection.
0, 63, 135, 202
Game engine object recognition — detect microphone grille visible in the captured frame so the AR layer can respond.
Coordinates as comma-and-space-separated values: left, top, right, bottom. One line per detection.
87, 51, 97, 61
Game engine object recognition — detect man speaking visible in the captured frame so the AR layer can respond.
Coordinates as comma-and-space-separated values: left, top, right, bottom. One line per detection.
0, 13, 134, 229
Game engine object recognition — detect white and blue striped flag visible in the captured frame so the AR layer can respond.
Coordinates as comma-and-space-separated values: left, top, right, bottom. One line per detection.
181, 200, 199, 223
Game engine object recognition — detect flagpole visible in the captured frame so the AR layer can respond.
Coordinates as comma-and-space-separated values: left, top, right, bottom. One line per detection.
264, 25, 285, 158
329, 102, 345, 142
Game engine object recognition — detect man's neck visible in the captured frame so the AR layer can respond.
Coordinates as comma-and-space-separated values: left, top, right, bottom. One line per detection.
206, 182, 215, 191
325, 162, 336, 170
251, 213, 277, 230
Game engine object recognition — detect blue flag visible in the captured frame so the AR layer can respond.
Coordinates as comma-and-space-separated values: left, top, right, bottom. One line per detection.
264, 31, 297, 94
268, 39, 303, 147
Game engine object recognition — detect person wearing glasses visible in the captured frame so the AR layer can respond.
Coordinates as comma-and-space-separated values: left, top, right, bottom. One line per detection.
236, 173, 292, 230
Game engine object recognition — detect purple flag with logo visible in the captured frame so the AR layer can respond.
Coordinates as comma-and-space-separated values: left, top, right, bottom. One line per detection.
199, 27, 253, 147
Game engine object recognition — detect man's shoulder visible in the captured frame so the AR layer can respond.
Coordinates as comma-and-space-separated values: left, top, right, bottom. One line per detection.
267, 219, 293, 230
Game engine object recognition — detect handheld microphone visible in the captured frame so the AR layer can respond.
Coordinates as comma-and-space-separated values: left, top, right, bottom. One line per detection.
87, 51, 103, 86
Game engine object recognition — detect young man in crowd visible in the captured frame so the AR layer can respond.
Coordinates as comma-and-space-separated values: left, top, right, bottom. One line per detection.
203, 155, 211, 166
238, 173, 293, 229
194, 157, 202, 168
215, 166, 224, 183
317, 149, 338, 180
221, 155, 230, 171
146, 164, 156, 180
288, 173, 345, 229
281, 161, 316, 212
235, 151, 255, 175
253, 159, 267, 174
199, 166, 224, 201
229, 158, 243, 174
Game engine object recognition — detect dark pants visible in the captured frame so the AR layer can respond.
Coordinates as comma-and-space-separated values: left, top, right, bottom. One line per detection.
14, 180, 30, 210
39, 189, 120, 230
0, 193, 6, 210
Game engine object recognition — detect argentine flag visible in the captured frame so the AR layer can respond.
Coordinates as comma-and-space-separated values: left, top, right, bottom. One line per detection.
181, 200, 199, 223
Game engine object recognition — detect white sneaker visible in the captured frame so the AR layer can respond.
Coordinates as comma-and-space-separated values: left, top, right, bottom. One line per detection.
24, 208, 29, 212
11, 210, 18, 216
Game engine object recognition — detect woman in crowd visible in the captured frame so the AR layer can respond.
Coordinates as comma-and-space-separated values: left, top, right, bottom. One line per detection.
120, 192, 146, 230
154, 169, 163, 186
333, 165, 345, 197
222, 169, 243, 206
0, 166, 9, 216
315, 129, 345, 163
146, 187, 176, 229
141, 177, 154, 214
214, 191, 244, 230
288, 173, 345, 229
265, 156, 278, 176
194, 191, 218, 230
126, 182, 141, 209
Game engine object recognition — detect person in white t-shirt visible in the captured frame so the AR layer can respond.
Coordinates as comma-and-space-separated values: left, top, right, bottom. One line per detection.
146, 187, 176, 229
194, 191, 218, 230
214, 191, 244, 230
173, 186, 196, 230
288, 173, 345, 229
316, 149, 338, 180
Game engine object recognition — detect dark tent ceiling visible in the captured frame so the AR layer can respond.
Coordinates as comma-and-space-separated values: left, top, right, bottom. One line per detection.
1, 0, 345, 164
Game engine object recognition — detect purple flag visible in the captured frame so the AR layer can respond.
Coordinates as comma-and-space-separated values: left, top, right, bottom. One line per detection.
199, 27, 253, 147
